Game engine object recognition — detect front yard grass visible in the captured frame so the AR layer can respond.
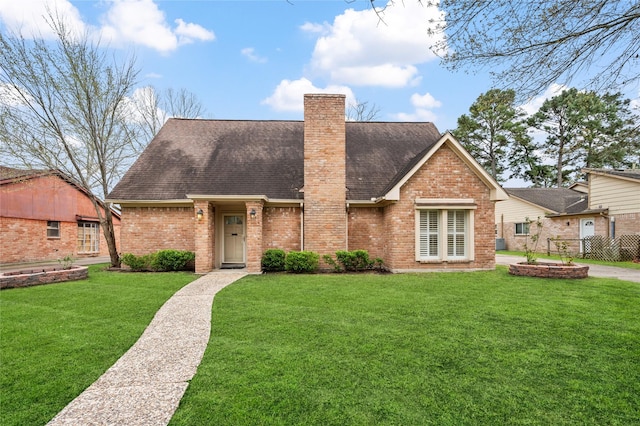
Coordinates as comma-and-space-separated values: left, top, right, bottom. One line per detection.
0, 265, 196, 426
171, 270, 640, 425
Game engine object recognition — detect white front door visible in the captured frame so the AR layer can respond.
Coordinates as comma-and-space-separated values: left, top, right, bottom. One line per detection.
223, 215, 245, 263
580, 218, 595, 253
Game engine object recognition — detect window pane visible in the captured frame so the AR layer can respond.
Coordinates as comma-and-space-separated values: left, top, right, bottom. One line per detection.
447, 210, 466, 258
77, 222, 100, 253
47, 221, 60, 238
419, 210, 439, 257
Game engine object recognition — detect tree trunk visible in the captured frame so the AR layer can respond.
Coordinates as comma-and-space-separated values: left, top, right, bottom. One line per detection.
101, 207, 121, 268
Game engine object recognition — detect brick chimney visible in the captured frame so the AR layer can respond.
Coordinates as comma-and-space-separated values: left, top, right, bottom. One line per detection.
303, 93, 347, 256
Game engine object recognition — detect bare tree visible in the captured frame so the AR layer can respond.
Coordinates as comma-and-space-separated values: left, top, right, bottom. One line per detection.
0, 11, 139, 267
421, 0, 640, 100
346, 99, 381, 121
130, 86, 207, 142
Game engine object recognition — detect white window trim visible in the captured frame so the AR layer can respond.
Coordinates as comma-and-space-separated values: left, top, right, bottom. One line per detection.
514, 222, 530, 236
415, 200, 476, 263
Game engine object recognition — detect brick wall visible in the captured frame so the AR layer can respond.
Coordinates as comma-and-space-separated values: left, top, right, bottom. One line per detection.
193, 202, 214, 274
348, 207, 384, 260
263, 207, 302, 252
382, 145, 495, 271
303, 94, 347, 257
120, 206, 195, 255
245, 201, 264, 273
0, 216, 120, 264
615, 213, 640, 235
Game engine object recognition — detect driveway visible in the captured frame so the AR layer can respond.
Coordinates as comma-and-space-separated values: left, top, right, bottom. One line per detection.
496, 254, 640, 283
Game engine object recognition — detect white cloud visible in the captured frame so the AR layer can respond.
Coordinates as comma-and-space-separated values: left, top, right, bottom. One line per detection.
303, 1, 445, 88
262, 78, 355, 113
330, 65, 421, 88
241, 47, 267, 64
0, 0, 86, 39
519, 83, 568, 116
174, 18, 215, 44
390, 91, 442, 122
101, 0, 214, 53
299, 21, 328, 34
0, 0, 214, 54
0, 83, 30, 107
410, 92, 442, 109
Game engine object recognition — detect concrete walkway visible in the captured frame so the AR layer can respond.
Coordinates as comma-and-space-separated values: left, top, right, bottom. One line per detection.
496, 254, 640, 283
47, 270, 247, 426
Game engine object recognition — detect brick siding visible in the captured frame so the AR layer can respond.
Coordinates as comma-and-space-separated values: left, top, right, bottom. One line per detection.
382, 146, 495, 271
263, 206, 302, 252
348, 207, 385, 260
120, 206, 195, 255
303, 94, 347, 258
0, 216, 120, 264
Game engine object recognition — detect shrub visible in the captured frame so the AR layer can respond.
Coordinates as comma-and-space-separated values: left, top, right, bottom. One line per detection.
151, 250, 195, 271
336, 250, 373, 272
285, 251, 319, 273
120, 250, 195, 272
322, 254, 342, 272
261, 249, 286, 272
121, 253, 155, 271
325, 250, 375, 272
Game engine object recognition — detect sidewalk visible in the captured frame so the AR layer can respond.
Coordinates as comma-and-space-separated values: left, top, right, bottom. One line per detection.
496, 254, 640, 283
46, 270, 247, 426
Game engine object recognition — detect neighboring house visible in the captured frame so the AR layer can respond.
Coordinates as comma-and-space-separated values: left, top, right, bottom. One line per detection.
107, 94, 508, 274
0, 166, 120, 265
496, 168, 640, 254
583, 168, 640, 237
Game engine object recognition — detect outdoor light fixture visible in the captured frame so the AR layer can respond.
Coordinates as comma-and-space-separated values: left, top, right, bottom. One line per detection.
196, 209, 204, 220
250, 208, 256, 219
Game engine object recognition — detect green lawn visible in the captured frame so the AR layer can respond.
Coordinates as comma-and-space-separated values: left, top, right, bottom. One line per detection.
0, 265, 196, 426
171, 270, 640, 425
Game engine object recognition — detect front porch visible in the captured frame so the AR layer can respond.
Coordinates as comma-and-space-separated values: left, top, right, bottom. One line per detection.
192, 198, 264, 274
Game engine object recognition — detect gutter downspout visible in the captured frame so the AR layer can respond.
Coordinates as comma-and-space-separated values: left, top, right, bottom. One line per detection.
346, 202, 349, 251
300, 202, 304, 251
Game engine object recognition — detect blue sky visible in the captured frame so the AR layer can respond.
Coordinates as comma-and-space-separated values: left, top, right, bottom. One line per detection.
1, 1, 638, 137
0, 0, 499, 132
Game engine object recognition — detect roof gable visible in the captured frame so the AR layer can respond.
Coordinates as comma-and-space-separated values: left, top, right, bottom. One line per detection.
383, 132, 508, 201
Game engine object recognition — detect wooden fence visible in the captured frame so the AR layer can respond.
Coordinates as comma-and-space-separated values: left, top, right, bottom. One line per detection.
547, 235, 640, 262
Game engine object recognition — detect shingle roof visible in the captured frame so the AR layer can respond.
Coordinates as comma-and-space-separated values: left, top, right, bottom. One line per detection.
584, 168, 640, 181
505, 188, 589, 214
107, 118, 442, 201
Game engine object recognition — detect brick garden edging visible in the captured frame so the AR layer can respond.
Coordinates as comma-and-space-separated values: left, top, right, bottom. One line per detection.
509, 262, 589, 279
0, 266, 89, 290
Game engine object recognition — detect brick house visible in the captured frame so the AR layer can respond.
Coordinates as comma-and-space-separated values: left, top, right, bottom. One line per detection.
107, 94, 507, 273
0, 166, 120, 265
496, 168, 640, 254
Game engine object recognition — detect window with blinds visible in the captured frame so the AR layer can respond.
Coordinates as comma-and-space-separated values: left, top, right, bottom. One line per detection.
447, 210, 466, 258
416, 208, 471, 262
419, 210, 439, 258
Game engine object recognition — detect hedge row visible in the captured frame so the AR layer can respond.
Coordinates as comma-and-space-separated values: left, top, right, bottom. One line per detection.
120, 250, 195, 272
261, 249, 385, 273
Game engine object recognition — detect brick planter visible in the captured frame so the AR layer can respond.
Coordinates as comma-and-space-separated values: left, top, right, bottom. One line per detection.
509, 262, 589, 279
0, 266, 89, 290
